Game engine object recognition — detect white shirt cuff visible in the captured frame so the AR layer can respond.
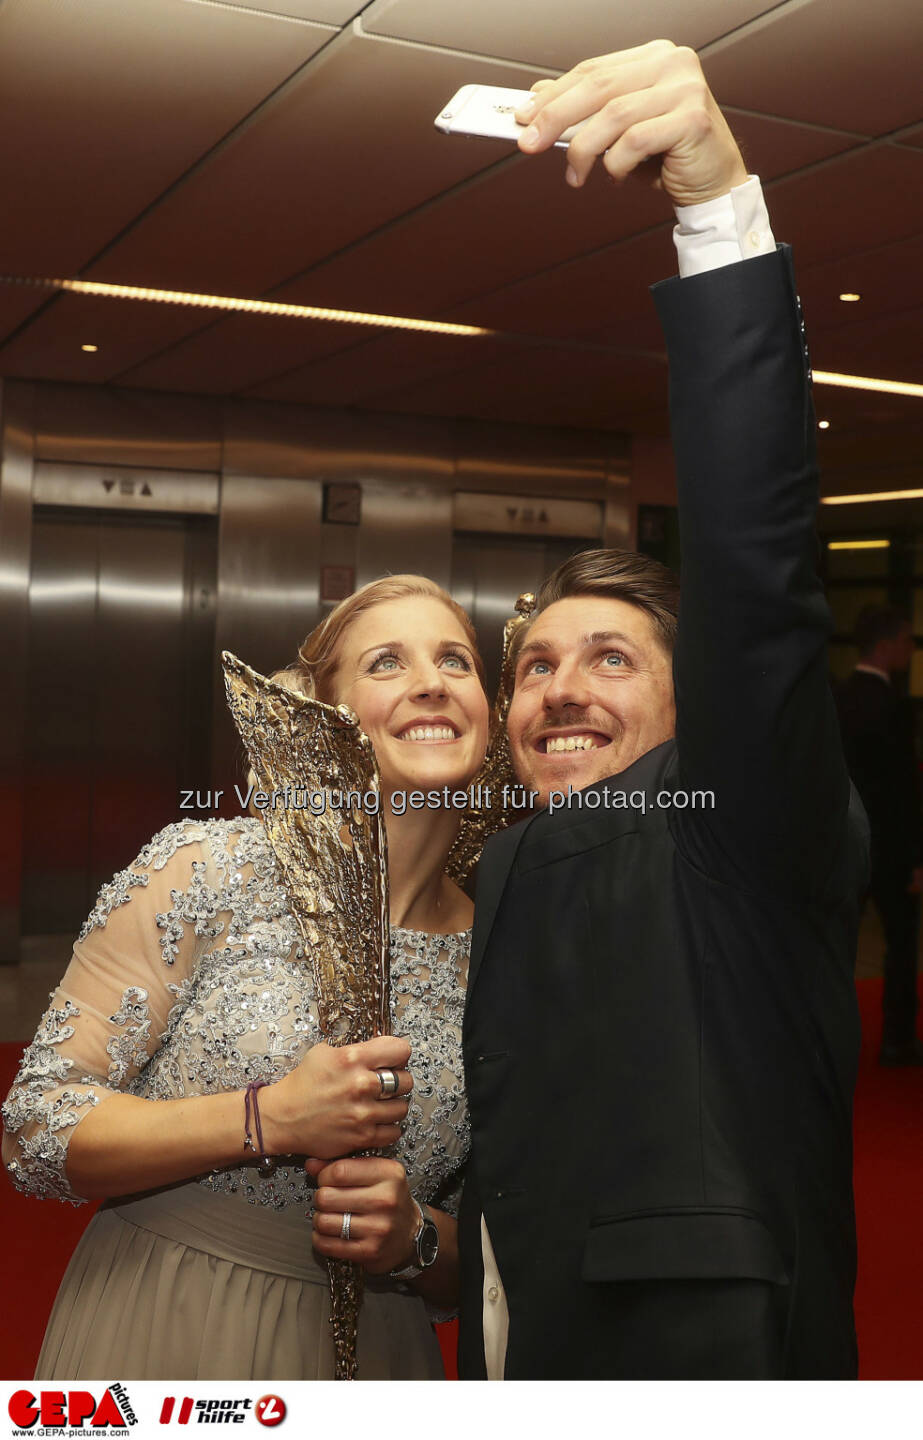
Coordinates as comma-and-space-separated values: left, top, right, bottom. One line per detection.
672, 175, 776, 278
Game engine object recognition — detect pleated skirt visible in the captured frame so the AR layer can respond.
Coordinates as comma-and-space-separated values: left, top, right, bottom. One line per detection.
35, 1181, 445, 1380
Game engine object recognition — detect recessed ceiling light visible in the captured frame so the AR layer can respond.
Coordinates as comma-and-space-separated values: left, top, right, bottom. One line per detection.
827, 539, 889, 550
818, 420, 830, 429
0, 278, 919, 397
813, 369, 923, 400
81, 343, 98, 353
41, 277, 490, 339
822, 488, 923, 505
838, 293, 861, 303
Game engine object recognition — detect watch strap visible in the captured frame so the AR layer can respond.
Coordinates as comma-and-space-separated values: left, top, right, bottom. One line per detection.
389, 1199, 437, 1280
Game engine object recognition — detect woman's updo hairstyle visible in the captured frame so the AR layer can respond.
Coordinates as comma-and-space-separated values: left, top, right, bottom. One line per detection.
271, 574, 486, 703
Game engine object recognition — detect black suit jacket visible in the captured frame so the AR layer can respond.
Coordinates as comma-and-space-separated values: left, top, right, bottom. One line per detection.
459, 248, 869, 1379
836, 669, 923, 878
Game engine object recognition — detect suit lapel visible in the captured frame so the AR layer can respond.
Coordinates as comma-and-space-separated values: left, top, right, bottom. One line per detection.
465, 741, 677, 1004
466, 818, 531, 1002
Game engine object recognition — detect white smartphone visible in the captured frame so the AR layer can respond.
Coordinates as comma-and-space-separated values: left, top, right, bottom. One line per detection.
434, 84, 578, 148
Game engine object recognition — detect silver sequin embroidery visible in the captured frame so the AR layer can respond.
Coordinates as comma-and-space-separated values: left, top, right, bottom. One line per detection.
3, 819, 470, 1219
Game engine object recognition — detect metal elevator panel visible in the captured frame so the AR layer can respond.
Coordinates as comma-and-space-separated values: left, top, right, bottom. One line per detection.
452, 534, 591, 696
22, 509, 217, 937
23, 514, 96, 934
2, 376, 627, 961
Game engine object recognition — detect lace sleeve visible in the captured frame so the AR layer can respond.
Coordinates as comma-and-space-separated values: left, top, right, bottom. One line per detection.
1, 822, 225, 1204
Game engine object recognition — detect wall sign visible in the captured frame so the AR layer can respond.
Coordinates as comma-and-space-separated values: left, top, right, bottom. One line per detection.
453, 490, 602, 540
323, 483, 361, 525
33, 462, 218, 515
321, 565, 355, 602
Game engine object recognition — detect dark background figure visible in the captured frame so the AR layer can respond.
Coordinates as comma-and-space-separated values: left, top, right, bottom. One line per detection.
837, 606, 923, 1065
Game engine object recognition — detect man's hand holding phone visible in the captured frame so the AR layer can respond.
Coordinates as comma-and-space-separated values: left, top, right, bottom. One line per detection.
436, 42, 748, 210
513, 41, 747, 205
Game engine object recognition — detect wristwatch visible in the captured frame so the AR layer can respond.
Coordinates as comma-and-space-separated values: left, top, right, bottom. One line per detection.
389, 1199, 439, 1281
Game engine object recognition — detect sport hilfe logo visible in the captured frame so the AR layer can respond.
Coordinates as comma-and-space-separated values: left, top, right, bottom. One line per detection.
158, 1397, 285, 1427
8, 1387, 136, 1429
254, 1398, 286, 1428
159, 1398, 196, 1426
159, 1399, 250, 1426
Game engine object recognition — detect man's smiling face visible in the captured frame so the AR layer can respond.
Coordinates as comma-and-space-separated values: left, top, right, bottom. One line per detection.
507, 595, 677, 807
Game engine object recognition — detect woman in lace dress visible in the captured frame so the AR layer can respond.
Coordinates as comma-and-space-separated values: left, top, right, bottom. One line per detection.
1, 575, 489, 1380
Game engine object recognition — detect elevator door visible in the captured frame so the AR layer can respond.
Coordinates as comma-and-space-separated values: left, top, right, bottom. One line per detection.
23, 509, 217, 937
452, 534, 591, 696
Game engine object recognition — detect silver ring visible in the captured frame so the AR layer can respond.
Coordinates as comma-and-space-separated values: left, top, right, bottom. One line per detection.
376, 1067, 400, 1098
340, 1211, 352, 1241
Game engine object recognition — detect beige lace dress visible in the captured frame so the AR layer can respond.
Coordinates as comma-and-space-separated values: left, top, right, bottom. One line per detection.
1, 818, 470, 1380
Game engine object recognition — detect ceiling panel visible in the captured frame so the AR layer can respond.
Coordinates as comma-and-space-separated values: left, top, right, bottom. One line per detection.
11, 102, 860, 394
764, 145, 923, 271
817, 407, 923, 475
239, 125, 875, 388
1, 103, 863, 393
0, 292, 237, 386
366, 344, 669, 433
358, 338, 923, 442
270, 151, 667, 313
813, 386, 923, 447
437, 228, 676, 349
117, 311, 374, 393
0, 288, 51, 351
110, 155, 669, 391
724, 110, 861, 177
361, 0, 778, 71
253, 108, 857, 315
184, 0, 367, 21
701, 0, 923, 137
0, 0, 332, 281
813, 306, 923, 384
799, 234, 923, 329
795, 234, 923, 380
73, 31, 542, 297
0, 0, 920, 453
247, 329, 510, 405
0, 160, 532, 382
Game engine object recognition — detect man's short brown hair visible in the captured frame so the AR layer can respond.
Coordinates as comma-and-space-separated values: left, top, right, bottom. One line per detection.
511, 548, 680, 670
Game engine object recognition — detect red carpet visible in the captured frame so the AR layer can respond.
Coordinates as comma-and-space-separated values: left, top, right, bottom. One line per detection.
1, 975, 920, 1380
852, 976, 923, 1378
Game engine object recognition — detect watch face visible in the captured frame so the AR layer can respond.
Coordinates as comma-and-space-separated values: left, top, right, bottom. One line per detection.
419, 1219, 439, 1267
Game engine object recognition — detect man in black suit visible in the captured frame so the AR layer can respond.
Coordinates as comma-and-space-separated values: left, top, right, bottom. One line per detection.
837, 607, 923, 1065
459, 42, 868, 1379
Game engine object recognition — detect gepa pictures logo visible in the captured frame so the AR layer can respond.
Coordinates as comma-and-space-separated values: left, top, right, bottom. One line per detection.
8, 1385, 137, 1431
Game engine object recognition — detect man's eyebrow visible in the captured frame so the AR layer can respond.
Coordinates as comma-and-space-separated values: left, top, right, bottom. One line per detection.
518, 630, 636, 659
586, 630, 636, 647
517, 638, 553, 659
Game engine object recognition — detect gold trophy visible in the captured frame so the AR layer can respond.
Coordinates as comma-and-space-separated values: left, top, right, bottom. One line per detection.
221, 593, 533, 1379
447, 591, 535, 882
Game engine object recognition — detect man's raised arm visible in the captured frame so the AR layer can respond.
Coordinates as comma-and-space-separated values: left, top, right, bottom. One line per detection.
517, 45, 850, 898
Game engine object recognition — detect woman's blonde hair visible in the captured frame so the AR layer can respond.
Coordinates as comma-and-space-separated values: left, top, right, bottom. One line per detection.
272, 574, 486, 702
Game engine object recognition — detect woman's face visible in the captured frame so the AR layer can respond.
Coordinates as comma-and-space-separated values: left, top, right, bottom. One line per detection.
333, 595, 489, 799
